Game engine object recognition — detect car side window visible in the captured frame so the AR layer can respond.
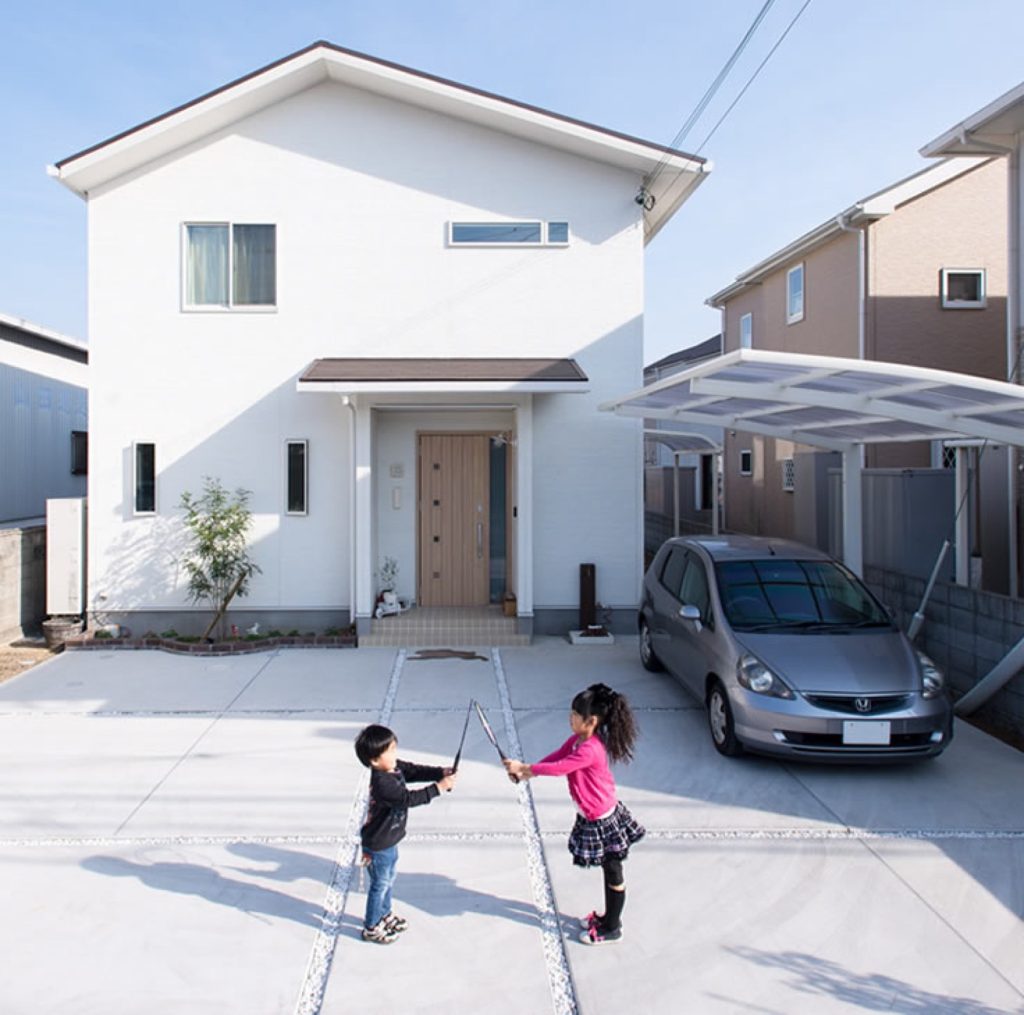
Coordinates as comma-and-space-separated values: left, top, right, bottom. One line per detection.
679, 552, 712, 623
659, 548, 688, 601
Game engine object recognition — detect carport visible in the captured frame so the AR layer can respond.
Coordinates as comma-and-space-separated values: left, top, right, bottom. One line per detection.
603, 348, 1024, 583
643, 428, 723, 536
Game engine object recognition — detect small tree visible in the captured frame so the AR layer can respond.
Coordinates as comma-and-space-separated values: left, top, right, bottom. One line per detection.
179, 477, 262, 640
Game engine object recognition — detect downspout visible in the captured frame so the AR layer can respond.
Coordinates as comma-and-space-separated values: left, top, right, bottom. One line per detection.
835, 211, 865, 361
342, 396, 357, 627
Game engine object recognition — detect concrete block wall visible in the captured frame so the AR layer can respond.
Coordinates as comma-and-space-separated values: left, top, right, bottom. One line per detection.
865, 565, 1024, 743
0, 524, 46, 641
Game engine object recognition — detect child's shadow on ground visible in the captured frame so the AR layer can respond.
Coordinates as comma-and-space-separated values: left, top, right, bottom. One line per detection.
390, 871, 542, 929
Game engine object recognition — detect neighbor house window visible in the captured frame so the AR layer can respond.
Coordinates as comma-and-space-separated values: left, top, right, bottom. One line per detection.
786, 263, 804, 324
286, 440, 308, 515
739, 449, 753, 476
133, 442, 155, 514
70, 431, 88, 476
782, 457, 795, 492
184, 223, 276, 308
739, 312, 753, 349
941, 268, 986, 309
449, 221, 569, 246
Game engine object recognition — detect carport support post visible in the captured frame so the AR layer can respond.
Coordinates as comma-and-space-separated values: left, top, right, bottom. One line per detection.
955, 446, 970, 585
673, 451, 680, 537
841, 447, 863, 577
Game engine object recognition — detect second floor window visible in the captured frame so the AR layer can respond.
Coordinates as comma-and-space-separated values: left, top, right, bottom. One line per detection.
786, 263, 804, 324
739, 312, 753, 349
185, 223, 276, 308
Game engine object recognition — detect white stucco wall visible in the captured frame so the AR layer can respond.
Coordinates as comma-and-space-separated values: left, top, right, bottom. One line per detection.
86, 79, 645, 619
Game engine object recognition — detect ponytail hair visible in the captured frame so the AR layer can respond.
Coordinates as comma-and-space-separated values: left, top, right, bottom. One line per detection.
571, 683, 638, 763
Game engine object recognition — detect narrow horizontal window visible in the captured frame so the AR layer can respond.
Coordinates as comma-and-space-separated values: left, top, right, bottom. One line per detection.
70, 431, 88, 476
450, 222, 542, 245
286, 440, 308, 515
134, 442, 155, 514
941, 268, 985, 309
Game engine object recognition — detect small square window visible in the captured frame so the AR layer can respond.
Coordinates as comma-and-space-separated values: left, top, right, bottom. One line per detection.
547, 221, 569, 244
740, 450, 753, 476
71, 431, 88, 476
739, 312, 753, 350
941, 268, 986, 309
782, 457, 795, 492
787, 264, 805, 324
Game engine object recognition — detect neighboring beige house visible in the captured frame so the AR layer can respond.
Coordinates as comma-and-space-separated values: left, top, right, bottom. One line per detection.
707, 155, 1008, 543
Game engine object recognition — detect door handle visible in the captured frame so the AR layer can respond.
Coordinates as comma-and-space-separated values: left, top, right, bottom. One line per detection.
476, 522, 484, 559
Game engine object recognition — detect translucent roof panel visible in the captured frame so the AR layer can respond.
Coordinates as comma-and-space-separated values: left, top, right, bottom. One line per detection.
600, 349, 1024, 450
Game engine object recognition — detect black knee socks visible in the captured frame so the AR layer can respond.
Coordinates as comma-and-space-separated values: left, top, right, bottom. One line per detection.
603, 883, 625, 931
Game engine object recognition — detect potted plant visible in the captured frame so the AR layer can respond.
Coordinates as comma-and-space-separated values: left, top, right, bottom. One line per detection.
375, 556, 407, 619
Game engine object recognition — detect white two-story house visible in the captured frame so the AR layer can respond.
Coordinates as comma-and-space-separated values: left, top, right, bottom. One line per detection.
50, 41, 708, 638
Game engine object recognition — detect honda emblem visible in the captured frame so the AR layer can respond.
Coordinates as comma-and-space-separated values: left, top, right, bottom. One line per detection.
854, 697, 872, 714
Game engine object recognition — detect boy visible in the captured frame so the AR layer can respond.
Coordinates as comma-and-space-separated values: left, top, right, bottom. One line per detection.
354, 724, 456, 944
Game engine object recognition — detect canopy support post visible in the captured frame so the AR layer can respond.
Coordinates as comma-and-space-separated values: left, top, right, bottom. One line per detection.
841, 446, 863, 576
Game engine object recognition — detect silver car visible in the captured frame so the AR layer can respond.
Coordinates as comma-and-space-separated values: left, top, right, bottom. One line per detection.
639, 535, 953, 761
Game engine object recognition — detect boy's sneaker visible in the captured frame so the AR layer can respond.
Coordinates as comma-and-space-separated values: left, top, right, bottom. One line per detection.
361, 921, 399, 944
382, 912, 408, 933
578, 911, 600, 930
579, 923, 623, 946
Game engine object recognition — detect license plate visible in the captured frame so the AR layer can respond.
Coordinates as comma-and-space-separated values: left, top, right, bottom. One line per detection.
842, 720, 891, 745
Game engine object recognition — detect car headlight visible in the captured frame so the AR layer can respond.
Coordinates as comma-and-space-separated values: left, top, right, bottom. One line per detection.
916, 651, 945, 699
736, 653, 795, 699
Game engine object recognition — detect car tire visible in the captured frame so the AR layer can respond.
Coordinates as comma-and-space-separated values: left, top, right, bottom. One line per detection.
707, 679, 743, 757
638, 618, 664, 672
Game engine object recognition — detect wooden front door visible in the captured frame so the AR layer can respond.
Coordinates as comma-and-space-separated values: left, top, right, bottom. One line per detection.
418, 434, 490, 606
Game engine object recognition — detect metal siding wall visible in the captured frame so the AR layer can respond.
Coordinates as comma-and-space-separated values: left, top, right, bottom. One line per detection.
0, 363, 88, 523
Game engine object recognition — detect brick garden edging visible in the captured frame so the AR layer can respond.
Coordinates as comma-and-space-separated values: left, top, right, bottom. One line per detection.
63, 633, 357, 655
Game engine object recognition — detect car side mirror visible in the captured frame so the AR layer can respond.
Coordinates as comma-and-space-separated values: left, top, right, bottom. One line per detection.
679, 604, 703, 631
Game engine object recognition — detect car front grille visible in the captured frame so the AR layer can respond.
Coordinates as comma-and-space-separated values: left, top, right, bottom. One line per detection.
779, 730, 937, 750
804, 693, 911, 715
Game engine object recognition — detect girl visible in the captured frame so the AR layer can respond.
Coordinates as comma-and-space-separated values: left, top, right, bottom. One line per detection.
504, 683, 644, 945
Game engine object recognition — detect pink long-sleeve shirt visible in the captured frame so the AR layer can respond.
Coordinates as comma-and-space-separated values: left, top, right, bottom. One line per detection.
530, 734, 617, 820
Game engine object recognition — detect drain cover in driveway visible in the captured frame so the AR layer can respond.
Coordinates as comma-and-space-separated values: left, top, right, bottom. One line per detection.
407, 649, 488, 662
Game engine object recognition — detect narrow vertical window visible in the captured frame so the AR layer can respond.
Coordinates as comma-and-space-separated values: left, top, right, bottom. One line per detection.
70, 431, 88, 476
134, 442, 156, 514
739, 312, 753, 349
787, 264, 805, 324
286, 440, 308, 515
233, 224, 276, 305
739, 449, 753, 476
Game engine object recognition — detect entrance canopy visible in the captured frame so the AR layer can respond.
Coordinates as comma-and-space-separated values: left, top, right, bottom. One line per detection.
602, 349, 1024, 578
603, 348, 1024, 450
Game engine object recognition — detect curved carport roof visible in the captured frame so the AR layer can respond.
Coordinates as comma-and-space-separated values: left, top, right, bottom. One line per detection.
602, 348, 1024, 576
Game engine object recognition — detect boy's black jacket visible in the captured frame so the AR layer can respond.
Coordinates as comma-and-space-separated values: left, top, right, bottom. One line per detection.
361, 759, 444, 851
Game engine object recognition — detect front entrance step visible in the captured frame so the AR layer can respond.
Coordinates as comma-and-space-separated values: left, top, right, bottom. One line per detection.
359, 606, 530, 647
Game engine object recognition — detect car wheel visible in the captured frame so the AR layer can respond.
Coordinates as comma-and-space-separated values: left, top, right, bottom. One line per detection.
707, 680, 743, 757
638, 619, 663, 672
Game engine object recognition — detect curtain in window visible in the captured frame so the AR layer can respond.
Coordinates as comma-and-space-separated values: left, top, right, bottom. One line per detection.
233, 224, 276, 305
186, 225, 228, 306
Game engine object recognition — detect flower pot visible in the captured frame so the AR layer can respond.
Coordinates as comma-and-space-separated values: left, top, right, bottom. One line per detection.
42, 617, 84, 649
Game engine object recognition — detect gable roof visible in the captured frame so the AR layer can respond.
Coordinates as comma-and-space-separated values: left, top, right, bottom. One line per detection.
706, 156, 991, 306
921, 80, 1024, 157
50, 41, 708, 241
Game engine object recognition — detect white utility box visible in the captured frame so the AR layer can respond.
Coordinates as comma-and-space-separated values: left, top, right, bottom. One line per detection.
46, 498, 87, 615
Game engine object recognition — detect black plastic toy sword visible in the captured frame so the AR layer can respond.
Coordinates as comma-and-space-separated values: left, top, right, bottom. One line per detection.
452, 699, 474, 774
473, 700, 519, 783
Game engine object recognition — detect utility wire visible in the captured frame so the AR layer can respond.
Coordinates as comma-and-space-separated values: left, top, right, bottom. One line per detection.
694, 0, 813, 157
645, 0, 777, 192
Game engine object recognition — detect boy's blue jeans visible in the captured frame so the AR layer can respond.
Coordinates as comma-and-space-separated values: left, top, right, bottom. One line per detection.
364, 845, 398, 929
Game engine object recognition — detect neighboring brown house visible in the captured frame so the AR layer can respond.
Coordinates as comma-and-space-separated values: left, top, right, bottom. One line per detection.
707, 155, 1008, 542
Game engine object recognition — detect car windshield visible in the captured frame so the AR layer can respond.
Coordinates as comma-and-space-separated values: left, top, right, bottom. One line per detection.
714, 558, 892, 632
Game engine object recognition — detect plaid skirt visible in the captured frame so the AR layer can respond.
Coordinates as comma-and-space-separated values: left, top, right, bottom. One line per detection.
568, 802, 645, 868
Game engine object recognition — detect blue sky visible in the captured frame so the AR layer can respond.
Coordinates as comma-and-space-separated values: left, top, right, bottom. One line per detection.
4, 0, 1024, 364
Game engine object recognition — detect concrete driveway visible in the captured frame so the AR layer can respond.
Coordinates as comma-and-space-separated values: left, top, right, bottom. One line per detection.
0, 640, 1022, 1014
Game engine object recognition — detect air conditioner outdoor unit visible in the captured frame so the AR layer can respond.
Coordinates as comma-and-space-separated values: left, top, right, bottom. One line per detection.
46, 498, 87, 615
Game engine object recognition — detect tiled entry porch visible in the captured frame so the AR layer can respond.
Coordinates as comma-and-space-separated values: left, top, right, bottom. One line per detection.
358, 605, 530, 647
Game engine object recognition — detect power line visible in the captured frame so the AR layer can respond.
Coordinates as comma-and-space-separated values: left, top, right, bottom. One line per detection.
645, 0, 777, 195
694, 0, 814, 156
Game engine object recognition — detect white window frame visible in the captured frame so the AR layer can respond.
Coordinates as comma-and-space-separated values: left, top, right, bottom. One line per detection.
941, 268, 986, 309
739, 449, 753, 476
181, 222, 278, 313
285, 439, 308, 516
739, 312, 753, 349
132, 441, 156, 516
786, 263, 805, 324
447, 221, 569, 248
